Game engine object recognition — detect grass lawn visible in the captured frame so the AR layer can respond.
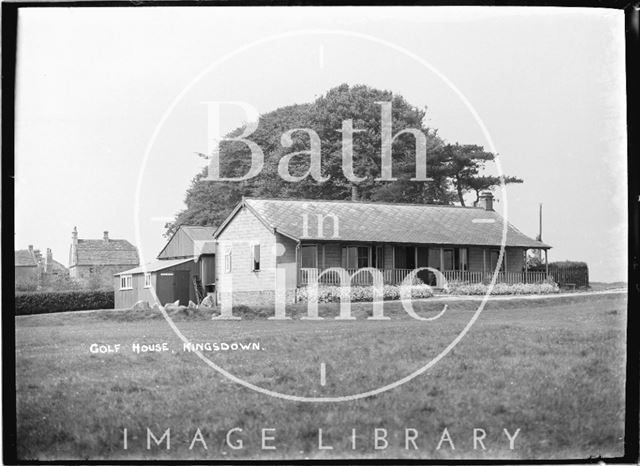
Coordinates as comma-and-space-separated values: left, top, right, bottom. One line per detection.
15, 292, 626, 460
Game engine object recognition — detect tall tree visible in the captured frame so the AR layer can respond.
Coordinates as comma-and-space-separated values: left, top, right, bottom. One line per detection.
167, 84, 447, 234
166, 85, 523, 235
438, 143, 523, 206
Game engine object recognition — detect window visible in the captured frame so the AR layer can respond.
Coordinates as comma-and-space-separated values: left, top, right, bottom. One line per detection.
144, 273, 151, 288
393, 246, 406, 269
393, 246, 416, 269
357, 246, 369, 268
372, 246, 385, 269
224, 249, 232, 273
443, 249, 455, 271
442, 248, 469, 271
342, 246, 357, 269
458, 248, 468, 271
490, 250, 505, 272
301, 245, 318, 268
251, 243, 261, 271
417, 247, 429, 267
120, 275, 132, 290
342, 246, 370, 269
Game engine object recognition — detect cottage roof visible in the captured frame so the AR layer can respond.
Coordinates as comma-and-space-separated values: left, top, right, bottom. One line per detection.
15, 250, 37, 267
74, 239, 139, 266
216, 198, 550, 249
114, 258, 192, 276
47, 259, 68, 273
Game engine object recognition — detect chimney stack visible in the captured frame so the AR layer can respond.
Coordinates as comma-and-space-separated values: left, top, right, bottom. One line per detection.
28, 244, 33, 253
479, 191, 494, 211
45, 248, 53, 272
103, 231, 109, 242
72, 226, 78, 245
34, 249, 43, 265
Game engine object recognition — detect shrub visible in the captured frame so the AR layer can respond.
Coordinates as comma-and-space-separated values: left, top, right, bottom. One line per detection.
297, 284, 433, 303
39, 274, 84, 292
15, 277, 39, 292
447, 281, 560, 296
15, 290, 114, 315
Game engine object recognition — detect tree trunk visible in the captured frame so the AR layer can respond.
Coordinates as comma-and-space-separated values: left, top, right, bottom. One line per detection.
473, 189, 481, 207
455, 175, 465, 206
351, 185, 359, 201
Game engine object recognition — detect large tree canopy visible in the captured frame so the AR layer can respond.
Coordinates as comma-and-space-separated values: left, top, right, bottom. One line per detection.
166, 84, 522, 235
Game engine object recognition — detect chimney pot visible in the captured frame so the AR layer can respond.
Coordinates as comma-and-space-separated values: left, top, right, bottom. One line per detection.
28, 244, 33, 252
480, 191, 494, 211
103, 231, 109, 242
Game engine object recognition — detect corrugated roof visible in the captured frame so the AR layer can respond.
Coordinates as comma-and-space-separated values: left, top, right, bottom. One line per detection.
15, 250, 37, 267
181, 225, 217, 240
75, 239, 139, 266
235, 198, 550, 249
156, 225, 217, 259
114, 258, 193, 276
181, 226, 217, 255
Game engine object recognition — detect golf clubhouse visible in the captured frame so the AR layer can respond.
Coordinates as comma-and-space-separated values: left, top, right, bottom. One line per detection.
213, 194, 551, 306
114, 226, 216, 308
113, 194, 550, 308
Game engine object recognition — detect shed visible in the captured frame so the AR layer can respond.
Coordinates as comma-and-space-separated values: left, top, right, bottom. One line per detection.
114, 258, 198, 308
157, 225, 216, 288
114, 225, 216, 309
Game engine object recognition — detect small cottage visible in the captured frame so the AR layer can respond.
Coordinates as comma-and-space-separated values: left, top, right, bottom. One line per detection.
15, 246, 39, 284
15, 246, 68, 289
69, 227, 139, 287
114, 225, 216, 308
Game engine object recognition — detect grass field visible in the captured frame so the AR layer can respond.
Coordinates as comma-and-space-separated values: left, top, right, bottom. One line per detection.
15, 292, 627, 460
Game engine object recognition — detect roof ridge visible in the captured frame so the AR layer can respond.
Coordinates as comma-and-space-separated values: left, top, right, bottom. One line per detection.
181, 225, 217, 228
78, 238, 133, 242
244, 196, 484, 209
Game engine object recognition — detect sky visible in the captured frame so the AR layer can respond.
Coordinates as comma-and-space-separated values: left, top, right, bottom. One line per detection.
14, 6, 627, 282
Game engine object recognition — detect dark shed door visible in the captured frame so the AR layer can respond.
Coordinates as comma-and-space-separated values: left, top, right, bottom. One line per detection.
156, 272, 175, 306
156, 270, 190, 306
172, 270, 190, 306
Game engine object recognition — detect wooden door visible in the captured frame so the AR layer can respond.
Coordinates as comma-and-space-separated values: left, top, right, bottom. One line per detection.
172, 270, 190, 306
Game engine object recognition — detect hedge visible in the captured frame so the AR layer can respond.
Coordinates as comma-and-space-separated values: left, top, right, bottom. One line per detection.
530, 261, 589, 288
15, 290, 114, 315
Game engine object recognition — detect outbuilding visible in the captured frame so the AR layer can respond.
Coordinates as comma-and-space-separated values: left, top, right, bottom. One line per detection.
114, 225, 216, 309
